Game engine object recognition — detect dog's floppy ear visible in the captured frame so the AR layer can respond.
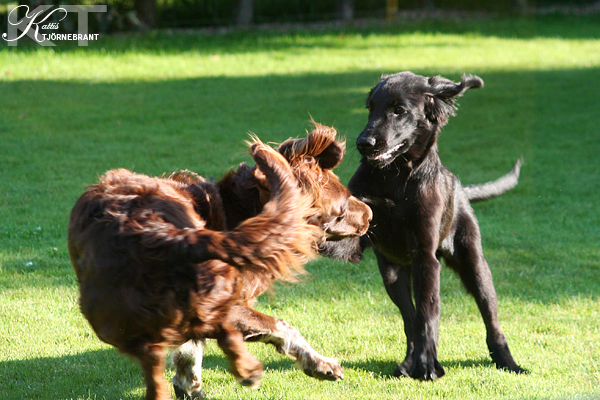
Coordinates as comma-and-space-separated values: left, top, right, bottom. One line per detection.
314, 140, 346, 170
425, 74, 484, 125
308, 122, 345, 170
278, 122, 345, 170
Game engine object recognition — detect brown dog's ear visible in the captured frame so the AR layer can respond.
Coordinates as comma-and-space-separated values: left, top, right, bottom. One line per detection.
315, 140, 345, 170
308, 122, 345, 170
252, 166, 272, 204
278, 122, 345, 170
425, 74, 484, 126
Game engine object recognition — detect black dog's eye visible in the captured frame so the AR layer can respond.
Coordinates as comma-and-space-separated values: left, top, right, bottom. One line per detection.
394, 107, 406, 115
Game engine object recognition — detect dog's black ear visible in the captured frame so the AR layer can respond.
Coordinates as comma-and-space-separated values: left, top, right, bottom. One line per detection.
365, 75, 390, 108
430, 74, 483, 100
425, 74, 484, 125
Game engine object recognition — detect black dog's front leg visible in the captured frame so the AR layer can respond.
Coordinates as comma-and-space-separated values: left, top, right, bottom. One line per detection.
407, 206, 447, 381
410, 249, 446, 380
374, 250, 416, 377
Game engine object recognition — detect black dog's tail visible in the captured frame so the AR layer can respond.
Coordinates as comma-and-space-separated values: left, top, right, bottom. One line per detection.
463, 157, 523, 203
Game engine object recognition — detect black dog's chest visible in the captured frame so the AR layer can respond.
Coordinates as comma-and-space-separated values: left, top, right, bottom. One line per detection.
367, 191, 416, 265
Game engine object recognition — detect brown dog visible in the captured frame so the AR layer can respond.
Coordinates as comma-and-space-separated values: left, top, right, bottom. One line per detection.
68, 124, 371, 400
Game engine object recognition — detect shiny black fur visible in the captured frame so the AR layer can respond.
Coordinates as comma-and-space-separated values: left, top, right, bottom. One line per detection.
323, 72, 526, 380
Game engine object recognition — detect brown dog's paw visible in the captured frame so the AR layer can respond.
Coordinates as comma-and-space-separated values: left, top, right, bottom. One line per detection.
248, 137, 290, 175
301, 355, 344, 381
233, 357, 264, 389
174, 384, 204, 400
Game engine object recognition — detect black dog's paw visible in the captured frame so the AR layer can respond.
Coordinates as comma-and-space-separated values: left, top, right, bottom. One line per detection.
501, 364, 529, 374
490, 342, 528, 374
409, 356, 446, 381
393, 361, 411, 378
495, 359, 528, 375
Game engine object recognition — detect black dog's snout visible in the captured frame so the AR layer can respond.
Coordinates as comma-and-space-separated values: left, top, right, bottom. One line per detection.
356, 134, 376, 153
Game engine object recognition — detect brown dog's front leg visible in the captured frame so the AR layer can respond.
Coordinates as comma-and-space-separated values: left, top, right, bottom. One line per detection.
216, 323, 263, 388
228, 306, 343, 381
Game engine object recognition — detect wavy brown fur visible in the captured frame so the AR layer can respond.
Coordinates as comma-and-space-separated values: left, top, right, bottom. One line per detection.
68, 126, 371, 400
279, 122, 345, 167
110, 140, 318, 283
68, 140, 319, 400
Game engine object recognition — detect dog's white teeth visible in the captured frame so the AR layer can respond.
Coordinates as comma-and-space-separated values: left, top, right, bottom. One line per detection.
373, 152, 391, 161
371, 143, 404, 161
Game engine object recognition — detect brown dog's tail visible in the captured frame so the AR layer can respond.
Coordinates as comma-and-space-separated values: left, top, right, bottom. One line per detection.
463, 157, 523, 203
123, 139, 320, 282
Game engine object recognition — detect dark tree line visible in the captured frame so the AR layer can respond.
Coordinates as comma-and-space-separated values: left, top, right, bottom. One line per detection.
133, 0, 533, 30
134, 0, 358, 29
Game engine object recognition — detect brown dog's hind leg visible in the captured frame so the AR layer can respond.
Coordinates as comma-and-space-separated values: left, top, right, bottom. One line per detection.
128, 343, 171, 400
216, 323, 263, 388
172, 340, 205, 399
227, 306, 344, 381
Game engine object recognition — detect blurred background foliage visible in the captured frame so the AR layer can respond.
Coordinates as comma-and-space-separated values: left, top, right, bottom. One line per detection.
1, 0, 599, 34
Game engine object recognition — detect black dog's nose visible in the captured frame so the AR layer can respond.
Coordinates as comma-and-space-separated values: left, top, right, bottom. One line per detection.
356, 135, 376, 153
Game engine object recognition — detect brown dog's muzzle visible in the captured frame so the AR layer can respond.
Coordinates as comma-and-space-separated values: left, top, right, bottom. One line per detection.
349, 195, 372, 236
323, 195, 372, 240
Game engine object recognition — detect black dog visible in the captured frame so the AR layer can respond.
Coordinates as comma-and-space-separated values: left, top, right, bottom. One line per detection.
322, 72, 526, 380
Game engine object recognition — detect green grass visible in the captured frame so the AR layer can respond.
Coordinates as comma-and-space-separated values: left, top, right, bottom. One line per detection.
1, 15, 600, 400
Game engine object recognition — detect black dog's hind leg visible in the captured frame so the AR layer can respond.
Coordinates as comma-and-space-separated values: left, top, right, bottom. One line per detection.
374, 250, 418, 378
443, 210, 526, 374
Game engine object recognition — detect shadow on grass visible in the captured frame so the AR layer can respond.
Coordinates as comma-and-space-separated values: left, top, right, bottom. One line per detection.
443, 357, 495, 371
0, 349, 142, 400
343, 357, 495, 380
1, 68, 599, 305
343, 358, 398, 379
0, 347, 341, 400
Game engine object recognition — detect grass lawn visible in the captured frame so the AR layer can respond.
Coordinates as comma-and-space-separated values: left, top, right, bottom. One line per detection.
1, 15, 599, 400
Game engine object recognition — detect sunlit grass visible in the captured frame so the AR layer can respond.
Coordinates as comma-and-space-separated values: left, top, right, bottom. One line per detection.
1, 15, 599, 400
2, 16, 600, 82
